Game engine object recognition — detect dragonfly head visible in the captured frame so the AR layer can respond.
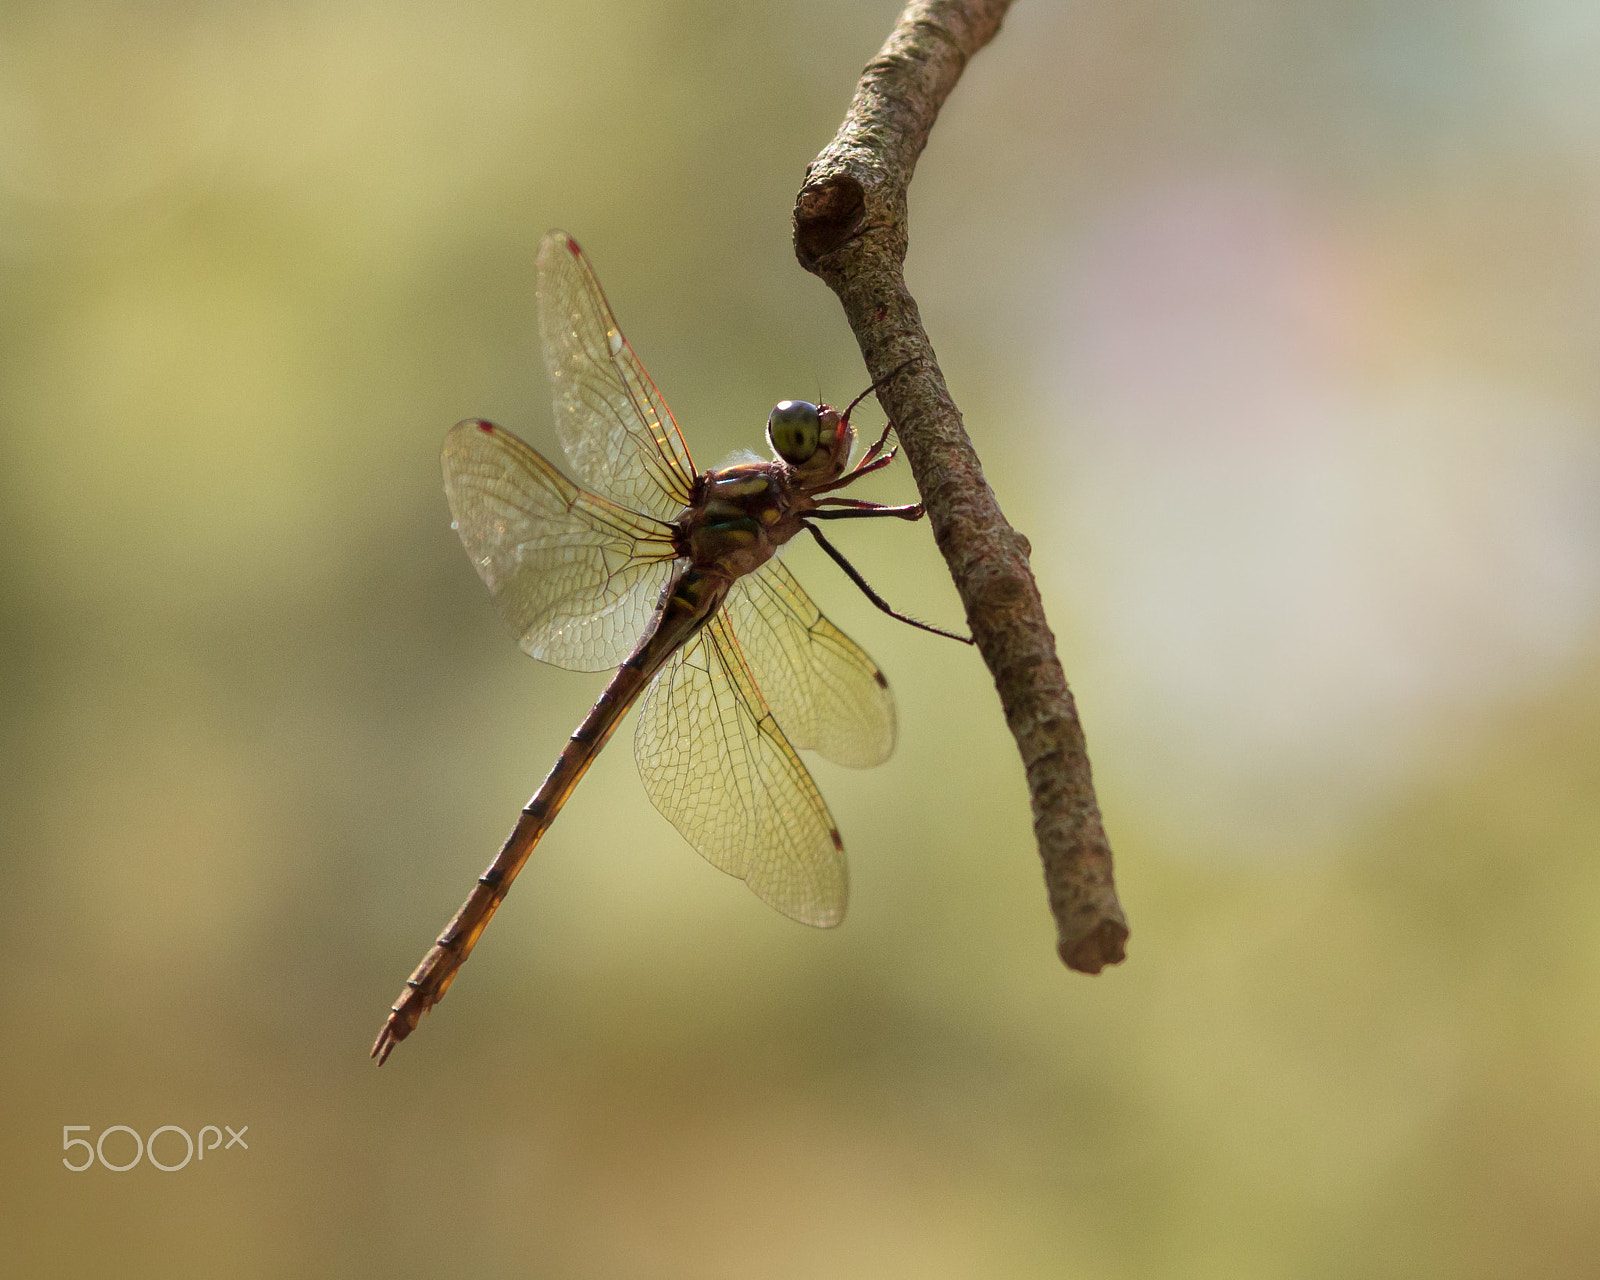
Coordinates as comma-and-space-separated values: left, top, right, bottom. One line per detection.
767, 399, 853, 483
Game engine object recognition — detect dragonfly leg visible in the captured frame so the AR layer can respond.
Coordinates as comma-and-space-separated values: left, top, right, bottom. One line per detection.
855, 419, 897, 469
820, 357, 923, 488
804, 522, 972, 644
809, 502, 925, 521
839, 356, 923, 427
811, 449, 899, 494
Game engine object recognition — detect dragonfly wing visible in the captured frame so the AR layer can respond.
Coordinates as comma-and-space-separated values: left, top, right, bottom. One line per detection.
536, 230, 698, 522
724, 559, 897, 769
443, 418, 677, 673
635, 612, 847, 927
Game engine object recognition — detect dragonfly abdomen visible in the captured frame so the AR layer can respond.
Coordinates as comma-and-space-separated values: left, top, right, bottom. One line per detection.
372, 567, 729, 1064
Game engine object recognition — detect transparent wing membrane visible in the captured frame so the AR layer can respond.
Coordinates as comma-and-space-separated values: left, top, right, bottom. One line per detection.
442, 419, 678, 672
726, 559, 896, 769
536, 230, 698, 521
635, 613, 847, 928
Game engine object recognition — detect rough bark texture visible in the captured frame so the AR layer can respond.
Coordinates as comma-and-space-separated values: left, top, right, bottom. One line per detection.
794, 0, 1128, 972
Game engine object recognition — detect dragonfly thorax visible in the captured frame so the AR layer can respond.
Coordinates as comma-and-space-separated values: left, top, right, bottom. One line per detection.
678, 460, 811, 581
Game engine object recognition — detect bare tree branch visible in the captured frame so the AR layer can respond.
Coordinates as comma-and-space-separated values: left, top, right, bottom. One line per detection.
793, 0, 1129, 973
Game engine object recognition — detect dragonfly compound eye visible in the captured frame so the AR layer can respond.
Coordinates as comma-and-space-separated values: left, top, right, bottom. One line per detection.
767, 400, 821, 466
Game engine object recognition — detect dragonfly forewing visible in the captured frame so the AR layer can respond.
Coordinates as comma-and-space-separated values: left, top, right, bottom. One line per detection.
635, 611, 848, 928
443, 418, 679, 673
536, 231, 698, 522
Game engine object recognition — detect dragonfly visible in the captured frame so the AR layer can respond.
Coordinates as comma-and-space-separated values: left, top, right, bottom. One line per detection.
373, 230, 966, 1064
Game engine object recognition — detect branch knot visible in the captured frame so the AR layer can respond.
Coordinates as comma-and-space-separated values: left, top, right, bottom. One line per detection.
794, 175, 868, 268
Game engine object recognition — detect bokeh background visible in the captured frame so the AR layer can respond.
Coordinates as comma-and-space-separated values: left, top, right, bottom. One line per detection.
4, 1, 1600, 1275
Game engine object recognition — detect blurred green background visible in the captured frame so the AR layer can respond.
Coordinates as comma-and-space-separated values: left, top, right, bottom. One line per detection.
4, 1, 1600, 1276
